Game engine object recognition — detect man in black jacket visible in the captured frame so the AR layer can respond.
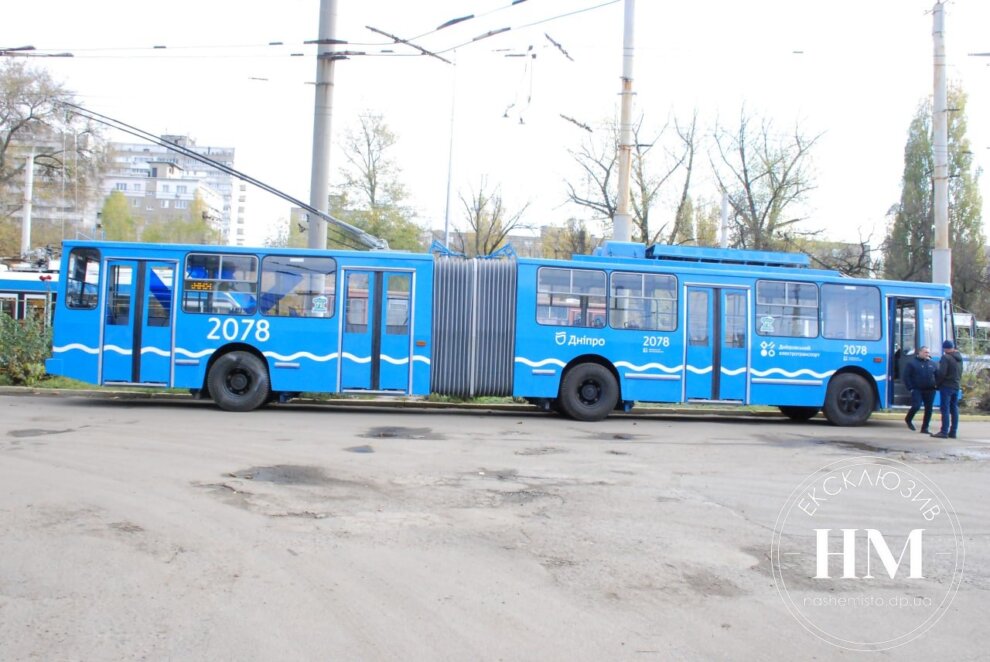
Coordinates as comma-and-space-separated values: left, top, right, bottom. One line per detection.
903, 346, 937, 432
932, 340, 963, 439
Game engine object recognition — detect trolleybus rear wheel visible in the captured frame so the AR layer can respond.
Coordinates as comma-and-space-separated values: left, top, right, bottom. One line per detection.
822, 373, 874, 426
208, 351, 271, 412
558, 363, 618, 422
778, 405, 820, 421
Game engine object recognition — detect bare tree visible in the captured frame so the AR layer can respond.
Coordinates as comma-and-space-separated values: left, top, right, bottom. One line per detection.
1, 61, 104, 254
565, 113, 697, 245
711, 109, 822, 250
456, 178, 529, 257
333, 112, 421, 250
541, 217, 597, 259
338, 112, 405, 208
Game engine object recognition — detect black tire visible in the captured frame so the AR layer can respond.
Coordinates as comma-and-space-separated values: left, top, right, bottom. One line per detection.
822, 374, 875, 426
207, 351, 271, 412
558, 363, 619, 422
778, 405, 820, 422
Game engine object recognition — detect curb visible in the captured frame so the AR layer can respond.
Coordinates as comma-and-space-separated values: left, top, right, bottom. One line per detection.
3, 385, 990, 421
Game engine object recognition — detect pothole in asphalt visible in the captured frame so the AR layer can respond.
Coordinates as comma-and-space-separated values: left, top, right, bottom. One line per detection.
361, 426, 443, 440
229, 465, 332, 485
515, 446, 565, 456
7, 428, 74, 438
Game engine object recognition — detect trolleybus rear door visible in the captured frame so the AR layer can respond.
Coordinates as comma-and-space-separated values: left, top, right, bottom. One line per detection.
101, 260, 175, 385
685, 286, 748, 401
339, 269, 412, 393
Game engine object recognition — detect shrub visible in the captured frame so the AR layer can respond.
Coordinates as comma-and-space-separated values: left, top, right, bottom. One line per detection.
0, 313, 51, 386
961, 368, 990, 413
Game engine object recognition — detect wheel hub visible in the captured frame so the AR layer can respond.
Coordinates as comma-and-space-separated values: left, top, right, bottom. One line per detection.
228, 372, 249, 392
579, 381, 601, 404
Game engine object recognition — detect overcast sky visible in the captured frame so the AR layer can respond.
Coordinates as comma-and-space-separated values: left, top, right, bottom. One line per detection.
6, 0, 990, 247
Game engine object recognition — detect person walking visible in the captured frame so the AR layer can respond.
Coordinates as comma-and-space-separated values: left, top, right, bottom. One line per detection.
903, 346, 937, 433
931, 340, 963, 439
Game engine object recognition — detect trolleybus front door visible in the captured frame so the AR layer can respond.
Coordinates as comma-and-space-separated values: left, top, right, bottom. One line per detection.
101, 260, 175, 385
340, 269, 412, 393
888, 297, 946, 407
685, 286, 748, 402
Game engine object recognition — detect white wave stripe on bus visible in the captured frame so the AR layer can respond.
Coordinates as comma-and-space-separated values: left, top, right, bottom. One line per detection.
685, 365, 713, 374
53, 343, 99, 355
140, 347, 171, 357
750, 367, 836, 379
515, 357, 567, 369
103, 344, 132, 356
263, 350, 338, 362
720, 366, 748, 376
174, 347, 216, 359
613, 360, 683, 373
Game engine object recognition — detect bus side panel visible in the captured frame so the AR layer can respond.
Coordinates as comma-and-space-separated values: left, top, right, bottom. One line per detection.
46, 275, 100, 385
747, 337, 886, 407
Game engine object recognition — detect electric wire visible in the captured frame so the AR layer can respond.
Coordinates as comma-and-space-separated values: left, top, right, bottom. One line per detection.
61, 102, 376, 251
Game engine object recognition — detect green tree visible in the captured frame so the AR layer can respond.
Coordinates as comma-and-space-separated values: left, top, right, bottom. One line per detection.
332, 113, 421, 250
541, 217, 596, 259
141, 193, 219, 244
0, 60, 105, 255
883, 86, 986, 316
99, 190, 137, 241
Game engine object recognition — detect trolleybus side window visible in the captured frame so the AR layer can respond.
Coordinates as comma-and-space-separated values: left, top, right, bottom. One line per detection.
183, 253, 258, 315
609, 272, 677, 331
821, 284, 881, 340
66, 247, 100, 309
756, 280, 818, 338
259, 255, 336, 318
537, 267, 606, 328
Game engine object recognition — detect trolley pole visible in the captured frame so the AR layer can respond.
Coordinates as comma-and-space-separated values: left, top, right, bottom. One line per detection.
612, 0, 635, 243
308, 0, 338, 250
932, 1, 951, 285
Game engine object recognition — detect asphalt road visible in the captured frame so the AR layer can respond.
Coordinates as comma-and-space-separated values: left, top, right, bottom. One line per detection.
0, 393, 987, 661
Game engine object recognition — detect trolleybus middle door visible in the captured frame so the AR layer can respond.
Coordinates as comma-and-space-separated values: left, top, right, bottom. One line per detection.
101, 259, 175, 386
685, 285, 748, 402
340, 269, 412, 393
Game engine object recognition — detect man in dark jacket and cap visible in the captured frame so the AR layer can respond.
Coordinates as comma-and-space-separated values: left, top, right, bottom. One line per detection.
932, 340, 963, 439
903, 346, 937, 432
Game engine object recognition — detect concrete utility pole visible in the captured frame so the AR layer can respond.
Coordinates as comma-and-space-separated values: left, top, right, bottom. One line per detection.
612, 0, 635, 243
308, 0, 338, 250
21, 148, 35, 257
932, 1, 951, 285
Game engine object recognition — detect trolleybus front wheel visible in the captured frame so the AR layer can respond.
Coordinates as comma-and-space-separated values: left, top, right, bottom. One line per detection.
822, 373, 874, 426
208, 351, 271, 412
558, 363, 618, 422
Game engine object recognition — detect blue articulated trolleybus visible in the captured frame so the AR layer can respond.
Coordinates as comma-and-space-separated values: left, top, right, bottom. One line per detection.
46, 239, 953, 425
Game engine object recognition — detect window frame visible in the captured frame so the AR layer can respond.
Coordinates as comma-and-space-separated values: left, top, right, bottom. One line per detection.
821, 283, 882, 341
259, 254, 337, 319
608, 270, 678, 332
755, 279, 820, 339
182, 252, 259, 316
66, 247, 101, 310
536, 266, 608, 328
